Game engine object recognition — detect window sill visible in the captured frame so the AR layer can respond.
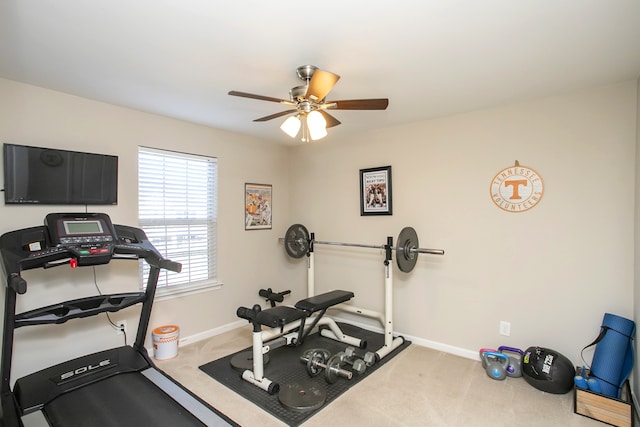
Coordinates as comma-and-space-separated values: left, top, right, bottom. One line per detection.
153, 280, 223, 301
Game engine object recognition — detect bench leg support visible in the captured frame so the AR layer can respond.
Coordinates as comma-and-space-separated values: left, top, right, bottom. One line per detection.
241, 370, 279, 394
317, 317, 364, 348
240, 331, 279, 394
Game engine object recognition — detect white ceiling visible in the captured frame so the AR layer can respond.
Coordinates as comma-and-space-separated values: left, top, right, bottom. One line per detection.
1, 1, 640, 145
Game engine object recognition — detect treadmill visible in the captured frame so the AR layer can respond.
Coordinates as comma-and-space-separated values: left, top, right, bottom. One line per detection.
0, 213, 237, 427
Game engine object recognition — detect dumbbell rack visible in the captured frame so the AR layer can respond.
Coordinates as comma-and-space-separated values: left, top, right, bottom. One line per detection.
307, 234, 404, 361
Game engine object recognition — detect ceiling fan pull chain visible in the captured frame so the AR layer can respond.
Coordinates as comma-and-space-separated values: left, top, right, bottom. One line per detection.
301, 116, 308, 142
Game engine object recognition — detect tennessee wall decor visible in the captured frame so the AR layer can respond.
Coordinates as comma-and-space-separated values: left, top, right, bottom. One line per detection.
490, 161, 544, 213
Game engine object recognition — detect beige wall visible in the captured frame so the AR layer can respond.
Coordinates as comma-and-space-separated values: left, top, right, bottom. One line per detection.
0, 78, 297, 381
0, 77, 638, 389
289, 81, 637, 365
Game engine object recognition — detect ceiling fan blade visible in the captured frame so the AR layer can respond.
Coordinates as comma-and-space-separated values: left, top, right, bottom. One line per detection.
305, 70, 340, 102
229, 90, 294, 105
329, 99, 389, 110
253, 110, 298, 122
319, 111, 341, 128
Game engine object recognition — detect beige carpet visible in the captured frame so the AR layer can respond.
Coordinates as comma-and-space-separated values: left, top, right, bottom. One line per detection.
155, 325, 607, 427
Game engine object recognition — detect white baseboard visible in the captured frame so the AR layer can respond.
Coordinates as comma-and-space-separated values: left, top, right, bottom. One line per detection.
147, 320, 247, 357
174, 316, 479, 361
177, 319, 247, 348
328, 314, 480, 361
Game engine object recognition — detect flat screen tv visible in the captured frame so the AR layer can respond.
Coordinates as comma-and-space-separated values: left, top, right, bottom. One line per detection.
3, 143, 118, 205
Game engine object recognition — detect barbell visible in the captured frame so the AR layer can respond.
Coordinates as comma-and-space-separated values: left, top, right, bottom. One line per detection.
283, 224, 444, 273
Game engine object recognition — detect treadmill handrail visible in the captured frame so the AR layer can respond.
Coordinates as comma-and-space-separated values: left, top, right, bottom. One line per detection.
14, 292, 147, 328
0, 224, 182, 295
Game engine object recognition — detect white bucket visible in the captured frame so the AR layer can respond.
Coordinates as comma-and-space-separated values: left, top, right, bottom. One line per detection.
152, 325, 180, 360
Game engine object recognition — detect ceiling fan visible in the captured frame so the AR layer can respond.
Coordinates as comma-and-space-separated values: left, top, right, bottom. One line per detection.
228, 65, 389, 142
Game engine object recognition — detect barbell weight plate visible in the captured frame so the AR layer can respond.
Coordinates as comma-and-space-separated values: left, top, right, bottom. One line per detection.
278, 381, 327, 413
396, 226, 419, 273
306, 350, 327, 377
324, 354, 343, 384
300, 348, 316, 361
300, 348, 330, 363
284, 224, 310, 259
230, 350, 270, 371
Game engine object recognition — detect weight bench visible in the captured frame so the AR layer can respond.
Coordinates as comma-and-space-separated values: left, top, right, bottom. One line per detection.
236, 289, 364, 394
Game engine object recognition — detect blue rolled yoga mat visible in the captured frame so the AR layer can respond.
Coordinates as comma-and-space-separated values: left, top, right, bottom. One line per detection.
590, 313, 635, 398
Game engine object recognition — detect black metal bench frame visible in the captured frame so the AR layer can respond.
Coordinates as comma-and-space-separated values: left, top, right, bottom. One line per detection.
236, 290, 363, 394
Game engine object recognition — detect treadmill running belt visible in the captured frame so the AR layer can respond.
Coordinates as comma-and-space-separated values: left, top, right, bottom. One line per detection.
43, 372, 206, 427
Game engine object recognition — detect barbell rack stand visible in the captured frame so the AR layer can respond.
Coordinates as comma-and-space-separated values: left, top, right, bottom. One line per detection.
281, 225, 444, 361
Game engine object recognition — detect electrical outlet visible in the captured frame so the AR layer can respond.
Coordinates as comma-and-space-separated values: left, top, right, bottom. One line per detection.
116, 320, 127, 336
499, 321, 511, 336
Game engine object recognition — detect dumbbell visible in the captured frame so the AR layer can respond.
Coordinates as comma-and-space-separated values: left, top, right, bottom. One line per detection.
300, 349, 353, 383
344, 346, 376, 367
480, 351, 510, 380
335, 352, 366, 375
498, 346, 523, 378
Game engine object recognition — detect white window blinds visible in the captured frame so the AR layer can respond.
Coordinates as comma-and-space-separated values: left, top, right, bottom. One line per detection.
138, 147, 218, 290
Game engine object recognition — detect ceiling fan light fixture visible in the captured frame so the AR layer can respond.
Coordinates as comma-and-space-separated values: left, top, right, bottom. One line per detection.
280, 115, 301, 138
229, 65, 389, 142
307, 110, 327, 140
309, 126, 327, 141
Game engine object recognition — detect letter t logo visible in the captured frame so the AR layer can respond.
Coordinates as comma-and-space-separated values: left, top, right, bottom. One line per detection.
504, 179, 527, 200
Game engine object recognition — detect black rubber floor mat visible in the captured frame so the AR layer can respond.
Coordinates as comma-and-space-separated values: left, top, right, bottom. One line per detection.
199, 322, 410, 426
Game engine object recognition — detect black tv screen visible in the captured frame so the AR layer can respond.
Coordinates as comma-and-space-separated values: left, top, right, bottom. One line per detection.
3, 143, 118, 205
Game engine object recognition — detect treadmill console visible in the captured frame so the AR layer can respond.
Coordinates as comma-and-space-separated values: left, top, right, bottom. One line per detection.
41, 213, 118, 266
0, 212, 180, 294
45, 213, 116, 246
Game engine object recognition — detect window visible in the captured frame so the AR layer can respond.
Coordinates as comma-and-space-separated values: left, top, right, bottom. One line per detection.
138, 147, 218, 295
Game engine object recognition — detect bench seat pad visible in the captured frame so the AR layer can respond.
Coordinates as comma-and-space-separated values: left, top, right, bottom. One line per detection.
295, 290, 354, 313
256, 306, 307, 328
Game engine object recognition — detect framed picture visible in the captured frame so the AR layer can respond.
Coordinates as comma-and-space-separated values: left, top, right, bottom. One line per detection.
245, 183, 272, 230
360, 166, 392, 216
